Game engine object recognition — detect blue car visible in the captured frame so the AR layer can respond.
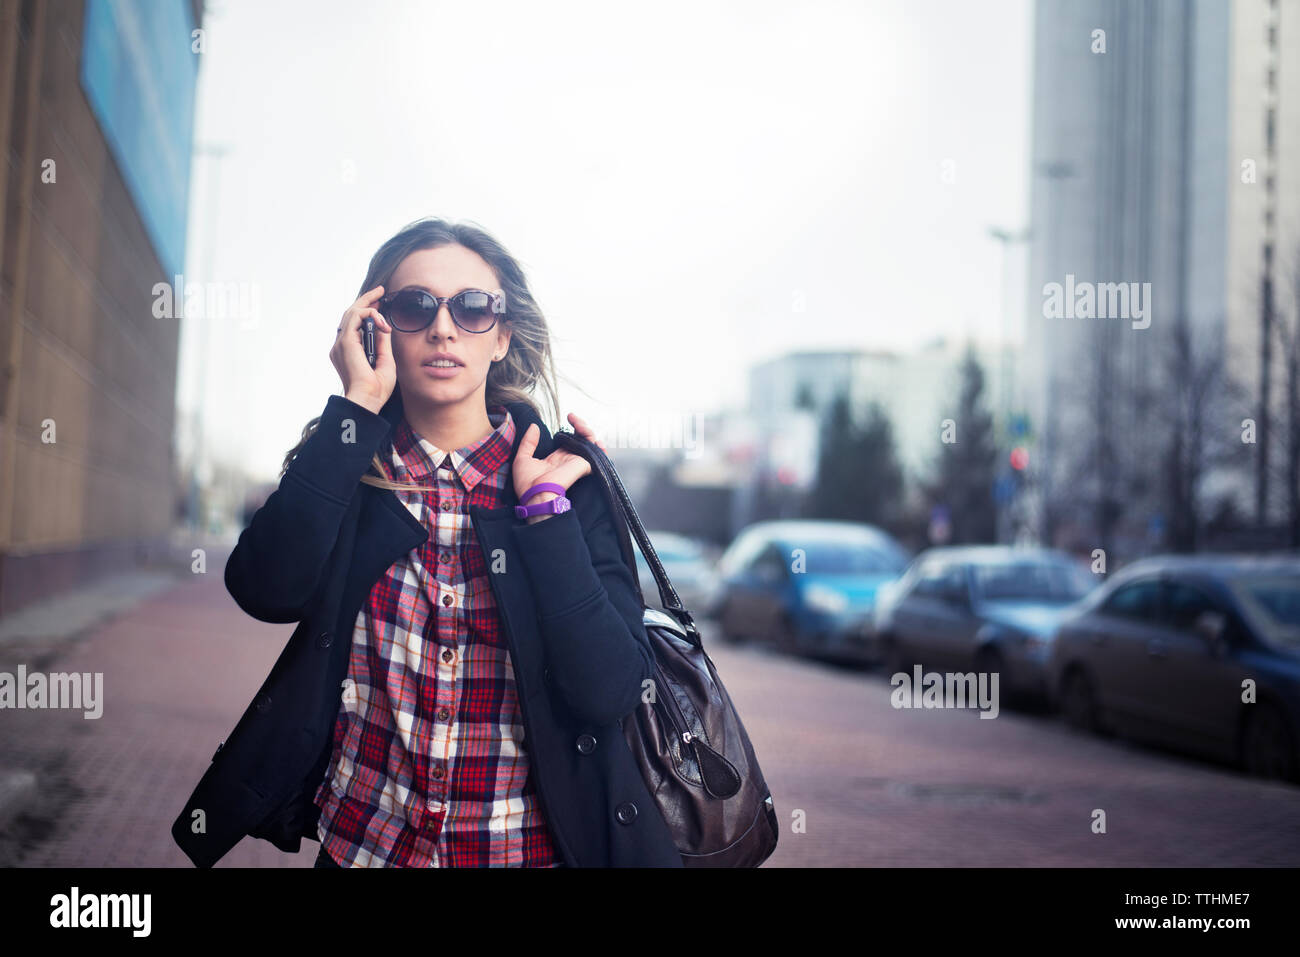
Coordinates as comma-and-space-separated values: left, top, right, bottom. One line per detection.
714, 520, 910, 662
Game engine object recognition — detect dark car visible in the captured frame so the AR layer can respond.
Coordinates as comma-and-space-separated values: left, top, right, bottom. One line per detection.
714, 520, 910, 662
1046, 553, 1300, 783
872, 545, 1097, 702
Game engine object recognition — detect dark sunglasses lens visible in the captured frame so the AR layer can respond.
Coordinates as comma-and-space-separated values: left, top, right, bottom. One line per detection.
452, 291, 498, 331
388, 291, 435, 330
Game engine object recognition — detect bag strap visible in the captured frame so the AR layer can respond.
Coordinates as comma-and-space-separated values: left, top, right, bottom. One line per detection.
552, 428, 701, 645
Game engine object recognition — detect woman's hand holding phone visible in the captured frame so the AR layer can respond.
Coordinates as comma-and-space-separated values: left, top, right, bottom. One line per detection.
331, 285, 394, 415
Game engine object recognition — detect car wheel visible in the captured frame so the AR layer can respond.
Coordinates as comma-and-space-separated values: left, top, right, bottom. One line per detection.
1241, 701, 1300, 783
1060, 667, 1101, 734
772, 613, 801, 656
717, 598, 743, 644
974, 646, 1007, 706
879, 634, 905, 677
974, 646, 1003, 680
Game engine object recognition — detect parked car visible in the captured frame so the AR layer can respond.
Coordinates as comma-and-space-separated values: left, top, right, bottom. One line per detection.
1047, 553, 1300, 783
631, 531, 721, 618
872, 545, 1097, 702
714, 520, 910, 662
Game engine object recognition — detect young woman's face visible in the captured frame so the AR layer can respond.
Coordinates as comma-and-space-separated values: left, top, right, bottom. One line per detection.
386, 244, 512, 411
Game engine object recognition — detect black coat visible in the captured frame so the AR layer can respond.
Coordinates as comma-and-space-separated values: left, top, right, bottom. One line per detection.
170, 389, 683, 868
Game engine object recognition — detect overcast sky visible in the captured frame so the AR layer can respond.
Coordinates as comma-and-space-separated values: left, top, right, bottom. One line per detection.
176, 0, 1033, 483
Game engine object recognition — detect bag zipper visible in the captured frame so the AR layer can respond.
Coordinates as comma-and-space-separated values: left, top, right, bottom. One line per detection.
651, 662, 697, 753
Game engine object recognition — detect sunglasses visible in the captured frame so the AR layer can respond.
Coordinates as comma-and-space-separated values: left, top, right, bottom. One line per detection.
377, 288, 506, 334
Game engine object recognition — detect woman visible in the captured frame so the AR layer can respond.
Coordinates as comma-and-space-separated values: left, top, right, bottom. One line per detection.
170, 217, 682, 868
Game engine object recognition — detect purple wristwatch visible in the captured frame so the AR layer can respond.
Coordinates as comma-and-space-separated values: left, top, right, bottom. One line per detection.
515, 482, 571, 520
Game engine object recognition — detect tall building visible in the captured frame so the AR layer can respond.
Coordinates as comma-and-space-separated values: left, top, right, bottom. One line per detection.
0, 1, 203, 614
1022, 0, 1299, 554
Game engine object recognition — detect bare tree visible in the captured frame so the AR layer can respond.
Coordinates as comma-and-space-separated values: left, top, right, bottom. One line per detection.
1051, 308, 1248, 559
1152, 314, 1241, 552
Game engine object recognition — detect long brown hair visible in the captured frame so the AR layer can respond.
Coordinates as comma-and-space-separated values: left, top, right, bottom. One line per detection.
281, 217, 564, 493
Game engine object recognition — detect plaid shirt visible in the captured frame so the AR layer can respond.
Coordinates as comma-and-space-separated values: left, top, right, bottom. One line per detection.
313, 404, 563, 867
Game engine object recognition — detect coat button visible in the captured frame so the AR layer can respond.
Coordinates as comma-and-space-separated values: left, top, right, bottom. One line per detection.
316, 630, 332, 647
576, 733, 596, 754
254, 693, 271, 714
615, 802, 638, 824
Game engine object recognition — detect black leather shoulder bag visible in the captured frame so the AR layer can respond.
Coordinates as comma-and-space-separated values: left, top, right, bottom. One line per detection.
552, 428, 780, 867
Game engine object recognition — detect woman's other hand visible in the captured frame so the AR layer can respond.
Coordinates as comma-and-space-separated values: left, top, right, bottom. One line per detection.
513, 413, 607, 523
566, 412, 607, 453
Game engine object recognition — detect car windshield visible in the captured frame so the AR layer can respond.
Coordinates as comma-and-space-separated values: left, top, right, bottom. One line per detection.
798, 542, 906, 575
1227, 573, 1300, 646
971, 561, 1093, 602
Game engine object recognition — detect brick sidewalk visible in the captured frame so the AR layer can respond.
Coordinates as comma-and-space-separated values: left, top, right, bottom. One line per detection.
0, 552, 310, 867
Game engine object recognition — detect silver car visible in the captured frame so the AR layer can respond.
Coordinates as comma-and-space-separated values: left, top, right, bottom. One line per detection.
632, 531, 721, 619
873, 545, 1097, 702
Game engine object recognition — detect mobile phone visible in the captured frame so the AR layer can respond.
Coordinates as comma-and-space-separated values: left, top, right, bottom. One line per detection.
363, 315, 377, 368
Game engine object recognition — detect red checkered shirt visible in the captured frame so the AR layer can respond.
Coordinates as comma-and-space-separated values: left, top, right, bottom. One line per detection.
313, 404, 564, 867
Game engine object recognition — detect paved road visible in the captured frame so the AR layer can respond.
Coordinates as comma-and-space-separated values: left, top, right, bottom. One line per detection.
1, 560, 1298, 867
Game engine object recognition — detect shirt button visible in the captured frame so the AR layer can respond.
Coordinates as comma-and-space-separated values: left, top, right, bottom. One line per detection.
442, 593, 454, 606
437, 707, 450, 721
439, 552, 453, 564
423, 818, 438, 832
432, 766, 445, 779
441, 501, 451, 511
442, 649, 454, 663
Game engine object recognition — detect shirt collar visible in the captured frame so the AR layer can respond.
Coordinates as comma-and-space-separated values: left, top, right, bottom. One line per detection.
389, 405, 516, 493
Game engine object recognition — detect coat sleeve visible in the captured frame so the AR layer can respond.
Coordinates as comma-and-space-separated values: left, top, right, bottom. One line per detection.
224, 394, 393, 623
509, 473, 653, 727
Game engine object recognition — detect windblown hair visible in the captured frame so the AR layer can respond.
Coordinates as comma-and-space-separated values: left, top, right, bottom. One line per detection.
280, 217, 564, 494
